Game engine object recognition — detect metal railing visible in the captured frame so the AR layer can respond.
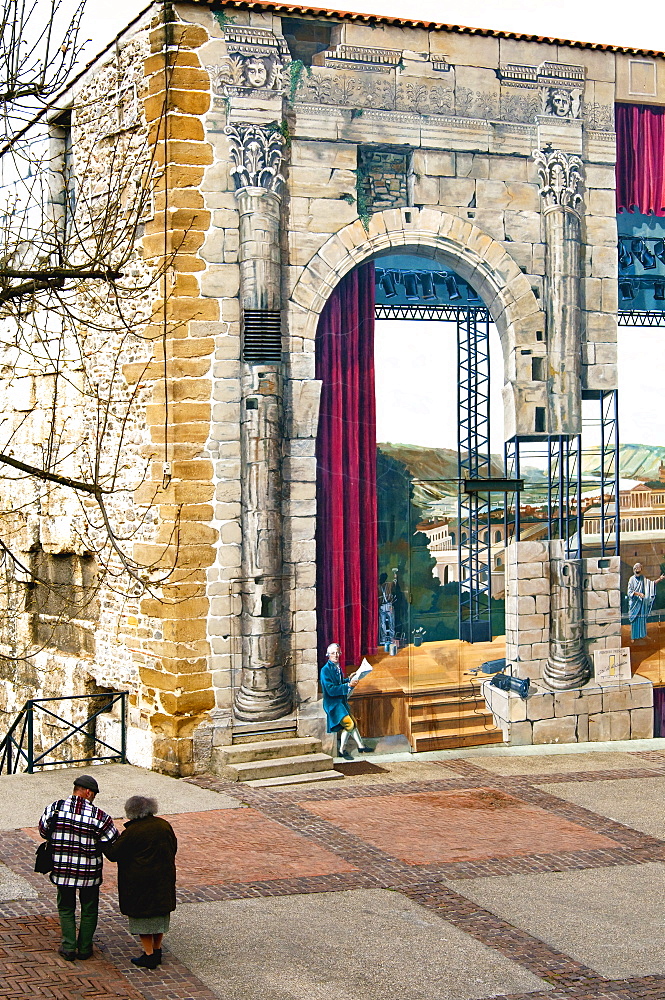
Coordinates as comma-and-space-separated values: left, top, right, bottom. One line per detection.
0, 692, 127, 775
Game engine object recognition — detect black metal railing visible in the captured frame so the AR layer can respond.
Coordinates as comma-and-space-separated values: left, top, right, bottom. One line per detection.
0, 692, 127, 775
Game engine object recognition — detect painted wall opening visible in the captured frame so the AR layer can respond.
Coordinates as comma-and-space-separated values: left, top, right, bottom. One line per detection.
315, 251, 509, 751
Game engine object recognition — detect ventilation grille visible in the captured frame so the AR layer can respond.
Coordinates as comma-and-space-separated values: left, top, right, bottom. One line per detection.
243, 310, 282, 364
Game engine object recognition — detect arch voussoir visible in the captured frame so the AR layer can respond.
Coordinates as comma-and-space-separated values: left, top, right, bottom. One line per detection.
288, 207, 545, 439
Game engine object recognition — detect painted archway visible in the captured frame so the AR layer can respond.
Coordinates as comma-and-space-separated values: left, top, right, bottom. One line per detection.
287, 207, 545, 440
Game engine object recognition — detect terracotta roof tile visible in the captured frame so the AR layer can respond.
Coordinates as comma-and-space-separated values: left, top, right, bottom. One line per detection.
191, 0, 665, 58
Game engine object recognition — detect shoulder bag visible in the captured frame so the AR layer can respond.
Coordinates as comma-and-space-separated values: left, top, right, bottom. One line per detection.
35, 799, 65, 874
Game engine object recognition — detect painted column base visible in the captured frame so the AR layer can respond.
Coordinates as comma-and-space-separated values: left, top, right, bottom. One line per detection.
482, 674, 654, 745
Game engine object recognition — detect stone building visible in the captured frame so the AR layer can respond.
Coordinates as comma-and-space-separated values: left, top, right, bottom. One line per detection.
1, 0, 664, 774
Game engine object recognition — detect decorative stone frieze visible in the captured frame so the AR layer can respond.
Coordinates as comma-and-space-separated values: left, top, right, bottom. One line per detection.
312, 44, 403, 72
211, 24, 289, 97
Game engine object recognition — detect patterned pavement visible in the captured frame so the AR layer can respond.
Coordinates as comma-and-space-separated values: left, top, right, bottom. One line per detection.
3, 750, 665, 998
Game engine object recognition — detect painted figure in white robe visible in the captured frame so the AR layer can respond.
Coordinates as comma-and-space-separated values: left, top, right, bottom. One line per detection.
627, 562, 664, 641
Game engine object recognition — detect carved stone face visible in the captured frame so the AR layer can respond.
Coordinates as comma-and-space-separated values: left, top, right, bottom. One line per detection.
547, 88, 572, 118
245, 57, 268, 89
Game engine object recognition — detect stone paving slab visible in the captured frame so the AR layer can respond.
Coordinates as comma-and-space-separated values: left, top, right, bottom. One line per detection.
304, 787, 619, 864
470, 752, 665, 776
332, 759, 460, 784
0, 861, 37, 901
0, 764, 242, 829
446, 861, 665, 979
540, 776, 665, 839
167, 889, 550, 1000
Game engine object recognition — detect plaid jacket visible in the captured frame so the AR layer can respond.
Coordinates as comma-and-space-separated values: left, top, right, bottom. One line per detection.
39, 794, 118, 887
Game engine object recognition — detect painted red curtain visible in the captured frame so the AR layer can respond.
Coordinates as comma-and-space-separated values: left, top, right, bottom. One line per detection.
315, 262, 378, 669
616, 103, 665, 214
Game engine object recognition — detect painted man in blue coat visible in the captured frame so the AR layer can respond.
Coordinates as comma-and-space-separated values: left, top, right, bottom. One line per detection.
320, 643, 374, 760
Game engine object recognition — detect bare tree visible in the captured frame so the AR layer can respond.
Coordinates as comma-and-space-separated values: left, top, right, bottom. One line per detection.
0, 0, 176, 667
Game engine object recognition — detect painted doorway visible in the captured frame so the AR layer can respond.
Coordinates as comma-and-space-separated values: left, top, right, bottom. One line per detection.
315, 253, 507, 751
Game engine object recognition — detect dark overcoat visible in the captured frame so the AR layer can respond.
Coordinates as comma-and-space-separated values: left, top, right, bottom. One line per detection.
320, 659, 352, 733
105, 815, 177, 918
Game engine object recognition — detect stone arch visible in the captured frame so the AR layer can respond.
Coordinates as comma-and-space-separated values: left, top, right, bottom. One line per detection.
287, 207, 546, 439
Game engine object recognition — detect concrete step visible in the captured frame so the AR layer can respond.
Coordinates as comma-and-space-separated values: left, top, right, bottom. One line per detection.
218, 752, 335, 783
244, 770, 345, 788
232, 722, 298, 744
410, 709, 498, 733
214, 737, 322, 766
413, 729, 504, 752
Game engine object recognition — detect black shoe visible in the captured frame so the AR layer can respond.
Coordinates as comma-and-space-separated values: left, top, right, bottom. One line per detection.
131, 952, 159, 969
358, 745, 375, 753
339, 750, 354, 760
76, 950, 93, 960
58, 948, 76, 962
154, 948, 162, 966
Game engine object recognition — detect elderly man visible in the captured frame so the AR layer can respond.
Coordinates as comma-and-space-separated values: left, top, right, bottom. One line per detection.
39, 774, 118, 962
320, 642, 374, 760
627, 562, 665, 642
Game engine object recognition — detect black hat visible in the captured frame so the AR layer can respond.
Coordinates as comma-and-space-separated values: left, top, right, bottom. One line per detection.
73, 774, 99, 794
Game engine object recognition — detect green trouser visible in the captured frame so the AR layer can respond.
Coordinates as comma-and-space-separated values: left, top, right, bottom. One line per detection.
56, 885, 100, 954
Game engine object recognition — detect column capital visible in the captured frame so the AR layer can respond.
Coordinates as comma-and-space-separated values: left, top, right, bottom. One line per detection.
533, 146, 584, 215
225, 122, 285, 196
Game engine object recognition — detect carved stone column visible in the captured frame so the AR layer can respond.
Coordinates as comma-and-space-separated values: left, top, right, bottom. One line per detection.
534, 147, 584, 435
225, 123, 291, 721
543, 540, 590, 690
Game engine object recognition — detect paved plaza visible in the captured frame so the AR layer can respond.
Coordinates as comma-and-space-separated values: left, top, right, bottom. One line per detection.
3, 744, 665, 999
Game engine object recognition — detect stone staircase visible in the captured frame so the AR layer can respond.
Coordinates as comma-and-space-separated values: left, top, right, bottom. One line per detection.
407, 683, 504, 751
210, 722, 343, 788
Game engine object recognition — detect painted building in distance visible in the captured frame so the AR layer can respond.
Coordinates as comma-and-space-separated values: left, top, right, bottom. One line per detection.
2, 0, 665, 775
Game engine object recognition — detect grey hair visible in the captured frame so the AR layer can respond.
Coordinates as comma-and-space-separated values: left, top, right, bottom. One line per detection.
124, 795, 158, 820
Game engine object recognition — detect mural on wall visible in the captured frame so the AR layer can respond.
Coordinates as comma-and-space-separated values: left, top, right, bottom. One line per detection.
613, 320, 665, 685
315, 257, 509, 750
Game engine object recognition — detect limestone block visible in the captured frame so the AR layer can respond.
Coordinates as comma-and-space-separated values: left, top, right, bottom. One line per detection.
588, 712, 610, 742
533, 716, 577, 745
293, 610, 316, 633
526, 690, 554, 721
200, 264, 240, 298
628, 677, 653, 709
421, 150, 456, 176
577, 714, 589, 742
586, 165, 615, 189
506, 183, 540, 212
504, 210, 541, 243
584, 590, 609, 610
517, 596, 536, 615
609, 711, 631, 741
535, 595, 549, 614
289, 482, 316, 501
439, 177, 476, 206
630, 707, 654, 740
518, 577, 549, 596
519, 614, 546, 629
584, 217, 617, 247
413, 174, 439, 205
295, 561, 317, 588
507, 720, 533, 746
514, 541, 548, 561
518, 629, 548, 644
517, 562, 548, 579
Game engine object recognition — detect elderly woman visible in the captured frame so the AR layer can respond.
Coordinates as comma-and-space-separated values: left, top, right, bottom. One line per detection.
105, 796, 177, 970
